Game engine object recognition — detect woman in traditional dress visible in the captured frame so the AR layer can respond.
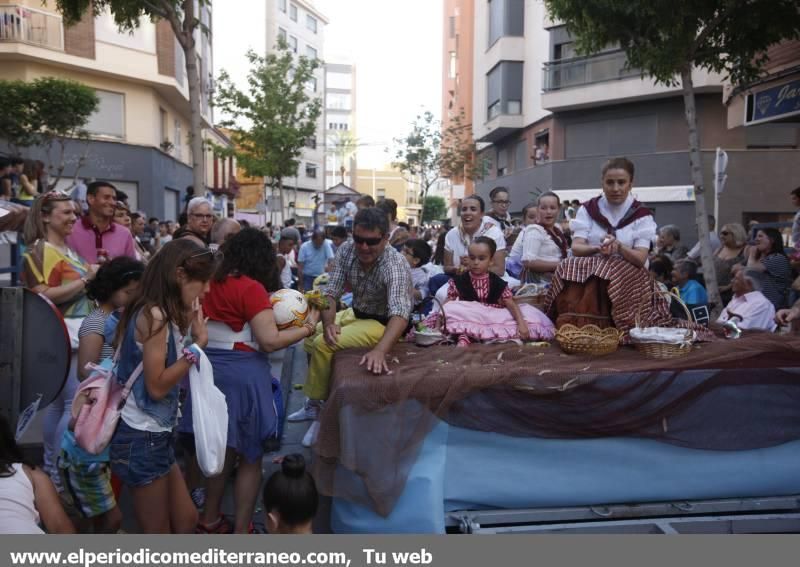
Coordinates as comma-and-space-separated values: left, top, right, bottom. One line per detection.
428, 195, 507, 296
547, 157, 695, 339
521, 192, 569, 283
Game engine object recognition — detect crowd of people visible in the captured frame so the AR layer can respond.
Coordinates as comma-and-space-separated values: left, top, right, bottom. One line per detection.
1, 156, 798, 535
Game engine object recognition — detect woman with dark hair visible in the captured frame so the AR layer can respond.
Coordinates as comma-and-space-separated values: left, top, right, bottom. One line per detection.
59, 256, 143, 533
485, 186, 512, 233
192, 228, 319, 534
262, 454, 318, 534
429, 195, 507, 296
548, 158, 704, 339
742, 227, 792, 310
506, 202, 538, 278
0, 416, 74, 534
521, 192, 569, 283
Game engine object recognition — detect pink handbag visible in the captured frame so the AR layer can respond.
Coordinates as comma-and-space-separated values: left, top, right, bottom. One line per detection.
70, 355, 143, 455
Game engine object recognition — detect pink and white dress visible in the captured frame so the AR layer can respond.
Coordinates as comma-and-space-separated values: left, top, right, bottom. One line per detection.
426, 272, 555, 345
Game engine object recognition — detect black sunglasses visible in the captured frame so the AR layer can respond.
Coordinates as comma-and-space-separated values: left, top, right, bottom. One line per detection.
353, 235, 384, 246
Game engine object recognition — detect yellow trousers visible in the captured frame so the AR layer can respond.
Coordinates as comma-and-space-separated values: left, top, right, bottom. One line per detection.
303, 308, 386, 400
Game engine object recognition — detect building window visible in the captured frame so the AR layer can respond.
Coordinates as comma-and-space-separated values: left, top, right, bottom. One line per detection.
290, 3, 298, 21
306, 136, 317, 150
488, 0, 524, 47
449, 16, 456, 38
279, 0, 287, 12
174, 119, 182, 159
86, 90, 125, 138
326, 71, 351, 89
449, 51, 457, 79
307, 14, 318, 33
486, 61, 523, 120
326, 93, 351, 110
288, 35, 297, 53
306, 45, 317, 59
306, 163, 318, 178
305, 77, 317, 92
95, 8, 156, 52
377, 188, 386, 200
278, 27, 287, 43
496, 147, 508, 177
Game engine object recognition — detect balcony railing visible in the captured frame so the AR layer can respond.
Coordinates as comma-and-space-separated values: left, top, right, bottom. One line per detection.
542, 49, 640, 91
0, 5, 64, 50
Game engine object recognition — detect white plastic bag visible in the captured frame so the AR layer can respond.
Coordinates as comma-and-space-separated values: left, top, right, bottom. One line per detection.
189, 349, 228, 477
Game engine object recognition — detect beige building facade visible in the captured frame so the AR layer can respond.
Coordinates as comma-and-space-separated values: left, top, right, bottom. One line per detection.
0, 1, 230, 220
354, 167, 422, 226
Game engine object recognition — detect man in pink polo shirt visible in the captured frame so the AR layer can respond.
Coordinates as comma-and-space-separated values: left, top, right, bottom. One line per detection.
66, 181, 136, 263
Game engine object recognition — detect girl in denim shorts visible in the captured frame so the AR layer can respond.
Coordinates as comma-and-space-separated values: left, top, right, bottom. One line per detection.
109, 239, 215, 533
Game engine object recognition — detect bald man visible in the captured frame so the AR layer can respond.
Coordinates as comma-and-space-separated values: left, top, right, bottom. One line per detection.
210, 217, 241, 247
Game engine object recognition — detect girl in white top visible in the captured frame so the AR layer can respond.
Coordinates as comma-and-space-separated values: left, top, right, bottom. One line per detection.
0, 416, 74, 534
570, 158, 657, 268
522, 192, 570, 282
444, 195, 507, 278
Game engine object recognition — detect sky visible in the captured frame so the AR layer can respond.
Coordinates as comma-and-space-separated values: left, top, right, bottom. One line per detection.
213, 0, 443, 169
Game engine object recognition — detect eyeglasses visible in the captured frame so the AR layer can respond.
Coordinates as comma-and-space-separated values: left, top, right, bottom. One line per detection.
492, 200, 510, 205
190, 213, 215, 221
353, 234, 384, 246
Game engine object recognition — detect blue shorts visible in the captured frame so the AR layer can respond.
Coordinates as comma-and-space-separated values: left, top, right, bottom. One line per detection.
109, 420, 175, 488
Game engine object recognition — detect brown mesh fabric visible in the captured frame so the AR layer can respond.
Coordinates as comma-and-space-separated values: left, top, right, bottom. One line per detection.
312, 333, 800, 517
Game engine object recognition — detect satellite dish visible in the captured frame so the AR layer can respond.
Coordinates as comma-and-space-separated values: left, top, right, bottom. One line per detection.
0, 287, 71, 425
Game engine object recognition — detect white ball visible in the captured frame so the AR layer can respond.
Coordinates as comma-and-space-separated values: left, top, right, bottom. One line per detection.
270, 289, 310, 330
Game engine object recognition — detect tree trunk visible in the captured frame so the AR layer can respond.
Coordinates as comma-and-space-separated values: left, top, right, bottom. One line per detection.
680, 67, 722, 316
184, 41, 205, 194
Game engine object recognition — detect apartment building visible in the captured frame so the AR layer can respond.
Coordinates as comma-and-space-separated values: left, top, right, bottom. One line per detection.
264, 0, 328, 225
324, 62, 357, 189
471, 0, 800, 246
0, 1, 230, 220
442, 0, 475, 200
354, 167, 422, 227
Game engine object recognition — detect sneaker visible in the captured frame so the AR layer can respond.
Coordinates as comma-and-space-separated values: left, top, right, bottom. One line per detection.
302, 421, 320, 448
288, 399, 321, 422
190, 487, 206, 510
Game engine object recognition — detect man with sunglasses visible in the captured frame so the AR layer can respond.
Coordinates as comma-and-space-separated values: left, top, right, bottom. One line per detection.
291, 207, 413, 447
66, 181, 136, 263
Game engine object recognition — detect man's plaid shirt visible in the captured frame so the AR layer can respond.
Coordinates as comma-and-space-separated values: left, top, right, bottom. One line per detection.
323, 240, 413, 321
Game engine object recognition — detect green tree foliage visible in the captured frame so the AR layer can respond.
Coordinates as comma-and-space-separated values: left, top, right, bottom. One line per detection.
53, 0, 210, 192
0, 78, 98, 188
214, 44, 322, 212
421, 195, 447, 224
392, 110, 478, 222
544, 0, 800, 314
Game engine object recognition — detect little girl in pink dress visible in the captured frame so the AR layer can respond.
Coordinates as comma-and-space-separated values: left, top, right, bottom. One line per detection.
427, 237, 555, 346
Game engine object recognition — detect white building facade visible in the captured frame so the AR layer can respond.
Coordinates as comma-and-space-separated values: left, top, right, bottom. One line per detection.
324, 62, 357, 189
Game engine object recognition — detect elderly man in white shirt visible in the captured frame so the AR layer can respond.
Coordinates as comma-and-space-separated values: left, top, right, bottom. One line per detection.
716, 269, 776, 332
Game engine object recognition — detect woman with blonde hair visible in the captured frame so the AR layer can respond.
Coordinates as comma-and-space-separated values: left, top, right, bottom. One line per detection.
713, 223, 747, 305
22, 191, 97, 492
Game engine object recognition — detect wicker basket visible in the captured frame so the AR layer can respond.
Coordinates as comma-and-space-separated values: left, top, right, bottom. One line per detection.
414, 297, 449, 347
555, 324, 621, 356
632, 289, 694, 359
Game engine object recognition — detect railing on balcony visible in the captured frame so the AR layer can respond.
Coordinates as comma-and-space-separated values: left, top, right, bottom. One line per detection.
542, 50, 641, 91
0, 5, 64, 50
